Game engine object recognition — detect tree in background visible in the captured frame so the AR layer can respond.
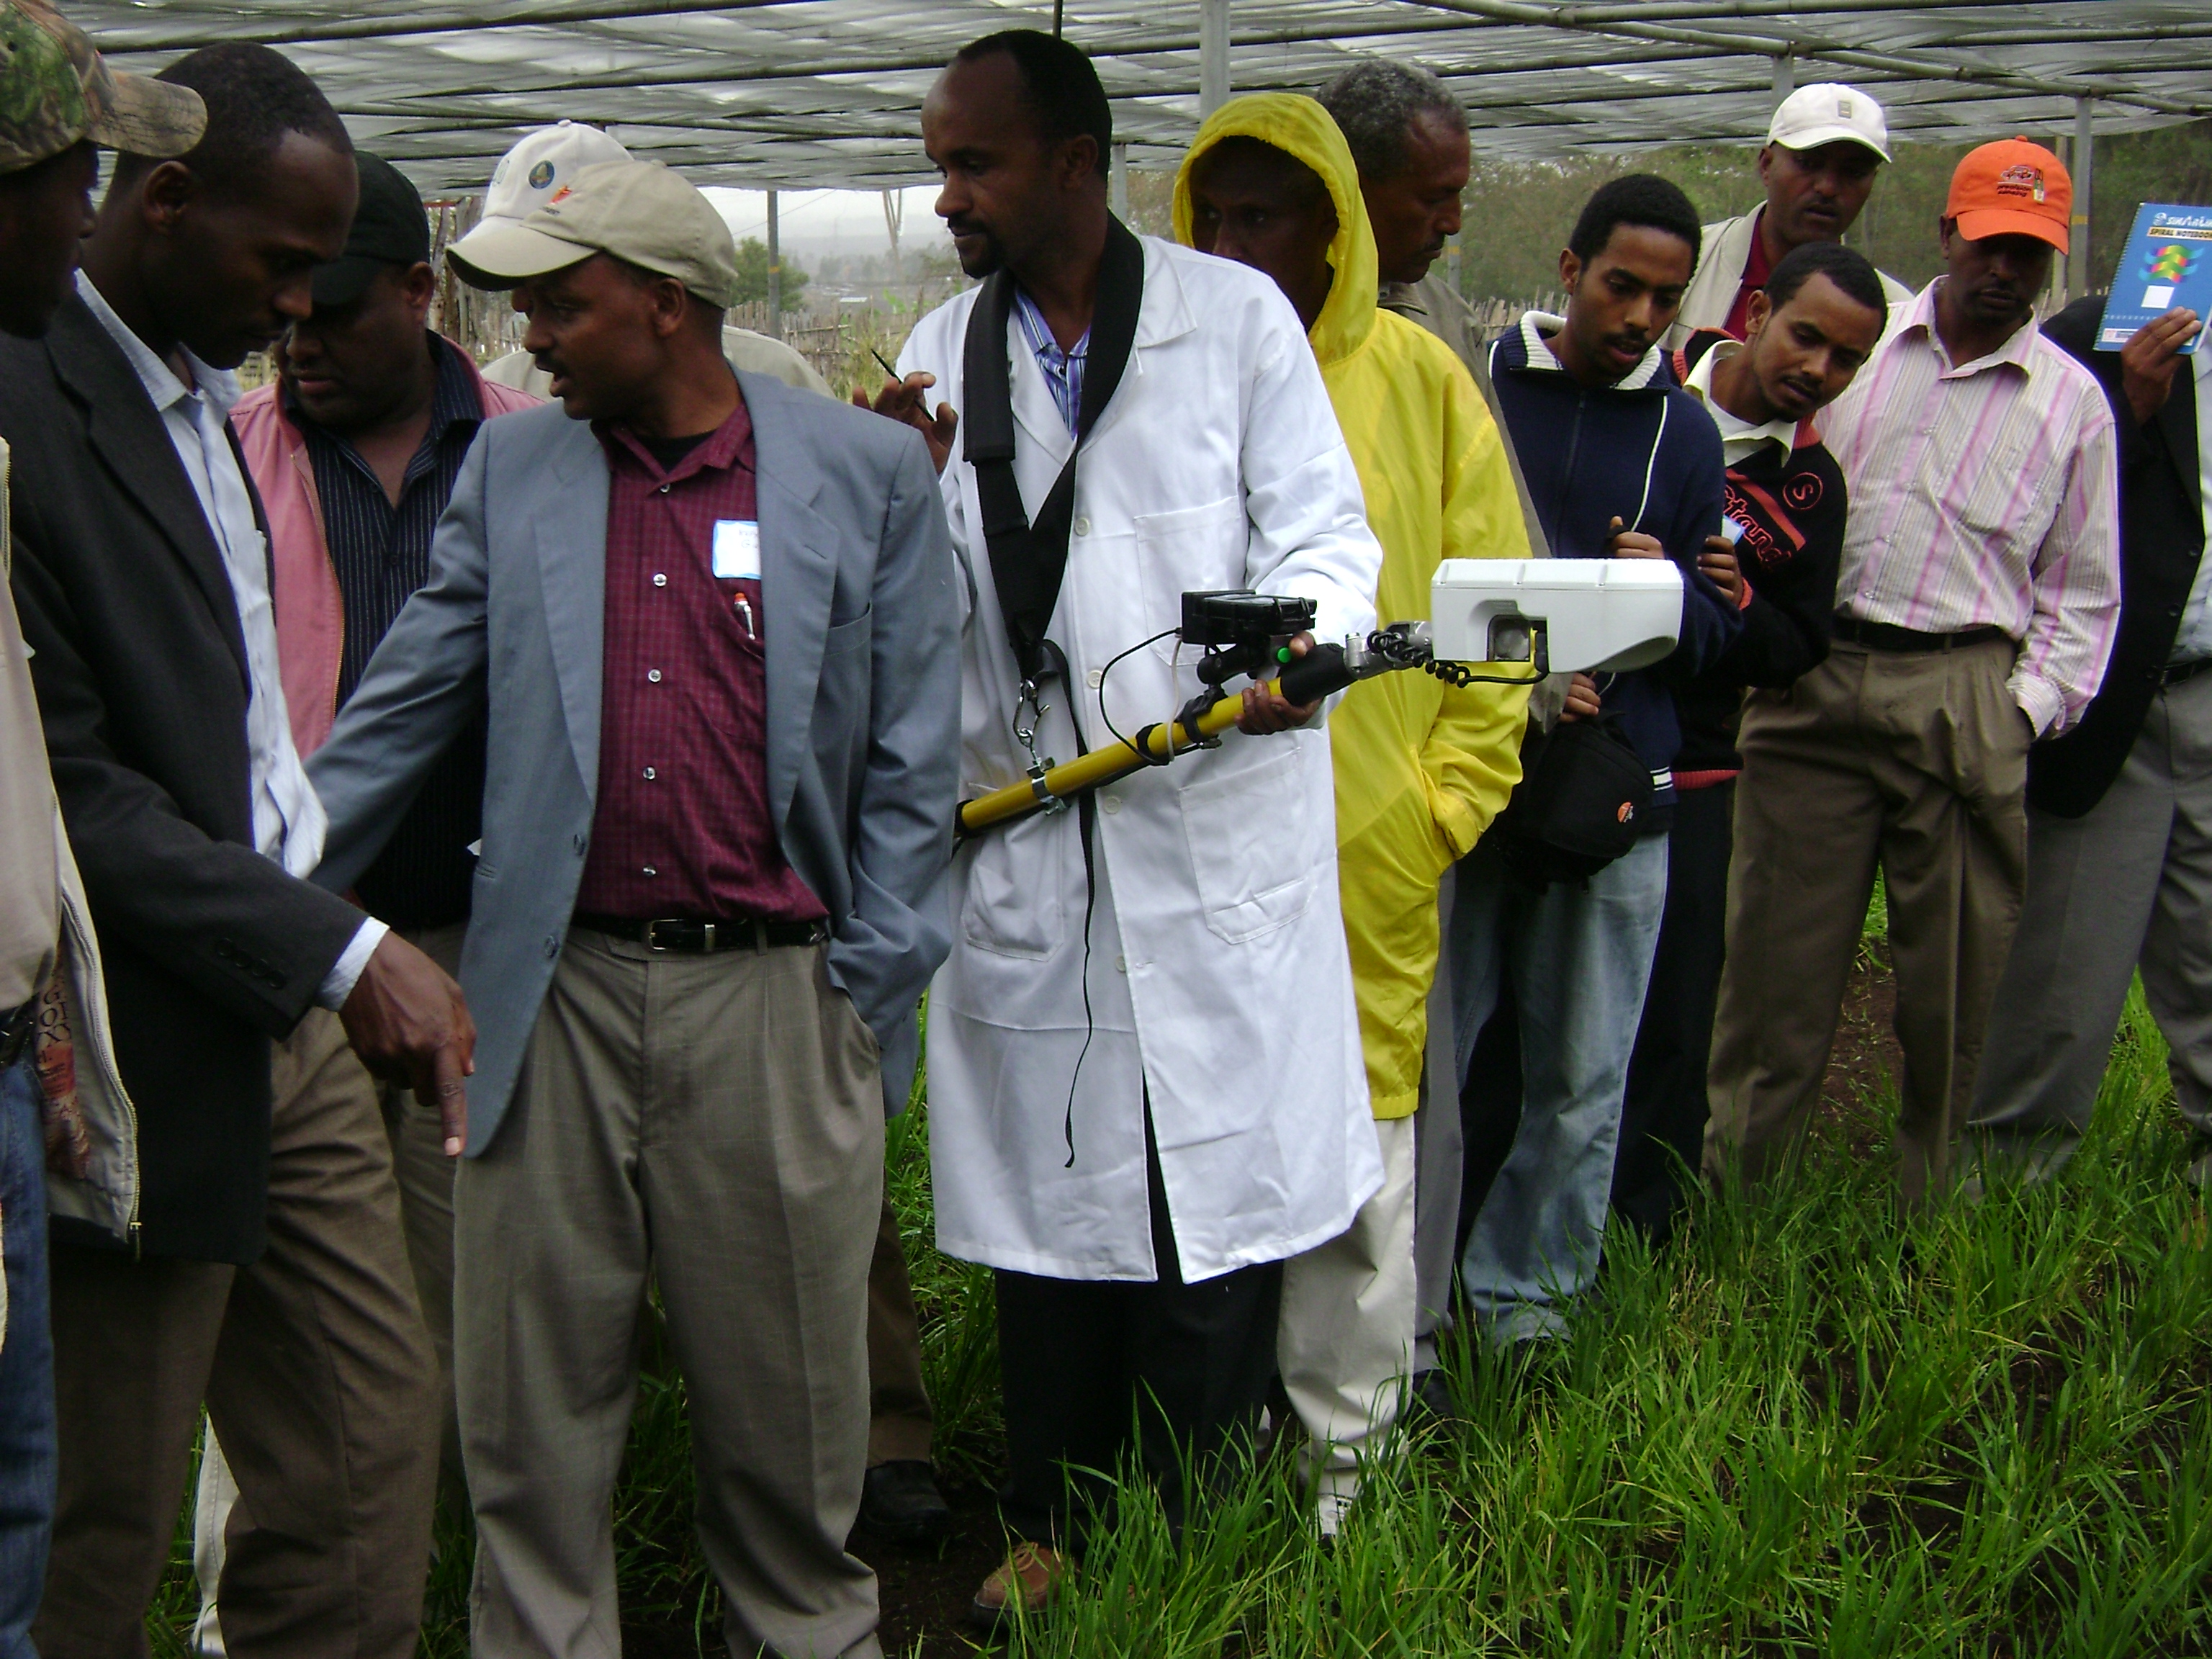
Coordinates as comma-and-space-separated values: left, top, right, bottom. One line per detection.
732, 235, 809, 307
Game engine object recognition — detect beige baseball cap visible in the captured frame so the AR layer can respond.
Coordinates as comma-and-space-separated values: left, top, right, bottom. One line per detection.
446, 158, 737, 307
451, 121, 633, 248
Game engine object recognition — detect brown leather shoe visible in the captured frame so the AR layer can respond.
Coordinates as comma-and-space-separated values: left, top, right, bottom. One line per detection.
966, 1541, 1067, 1632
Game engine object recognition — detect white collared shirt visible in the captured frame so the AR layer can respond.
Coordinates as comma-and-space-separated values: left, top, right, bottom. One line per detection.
2168, 347, 2212, 662
1680, 338, 1799, 466
76, 272, 382, 1005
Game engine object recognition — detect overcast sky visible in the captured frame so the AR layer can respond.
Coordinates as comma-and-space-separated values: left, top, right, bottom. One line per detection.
701, 184, 952, 260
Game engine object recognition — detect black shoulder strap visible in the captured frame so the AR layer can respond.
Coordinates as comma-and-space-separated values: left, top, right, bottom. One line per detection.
961, 215, 1146, 690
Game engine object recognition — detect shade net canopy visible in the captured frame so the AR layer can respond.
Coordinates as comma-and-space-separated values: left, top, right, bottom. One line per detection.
71, 0, 2212, 193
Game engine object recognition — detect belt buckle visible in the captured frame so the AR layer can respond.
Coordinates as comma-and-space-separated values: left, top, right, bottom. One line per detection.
642, 919, 678, 953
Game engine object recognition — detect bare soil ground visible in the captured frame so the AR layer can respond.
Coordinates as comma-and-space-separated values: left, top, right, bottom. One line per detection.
1820, 937, 1905, 1156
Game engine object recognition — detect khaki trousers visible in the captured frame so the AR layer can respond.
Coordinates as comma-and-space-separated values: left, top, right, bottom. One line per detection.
1277, 1114, 1416, 1534
1705, 637, 2031, 1207
458, 929, 884, 1659
37, 1009, 439, 1659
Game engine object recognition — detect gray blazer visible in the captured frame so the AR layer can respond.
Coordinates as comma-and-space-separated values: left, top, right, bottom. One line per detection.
309, 373, 961, 1144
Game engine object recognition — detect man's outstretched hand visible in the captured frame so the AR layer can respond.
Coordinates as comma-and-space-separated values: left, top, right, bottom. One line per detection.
340, 932, 475, 1157
855, 371, 959, 475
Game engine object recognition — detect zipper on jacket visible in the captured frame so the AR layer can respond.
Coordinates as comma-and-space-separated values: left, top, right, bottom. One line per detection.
1553, 390, 1587, 543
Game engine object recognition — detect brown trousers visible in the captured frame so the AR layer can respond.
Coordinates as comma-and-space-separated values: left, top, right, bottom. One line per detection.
457, 930, 884, 1659
1704, 637, 2031, 1207
37, 1008, 439, 1659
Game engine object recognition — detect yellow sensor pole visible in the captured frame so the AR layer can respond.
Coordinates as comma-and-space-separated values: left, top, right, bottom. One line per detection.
954, 677, 1268, 839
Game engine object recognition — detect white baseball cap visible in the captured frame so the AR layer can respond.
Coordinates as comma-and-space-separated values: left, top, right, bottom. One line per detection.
1767, 83, 1890, 163
449, 121, 634, 269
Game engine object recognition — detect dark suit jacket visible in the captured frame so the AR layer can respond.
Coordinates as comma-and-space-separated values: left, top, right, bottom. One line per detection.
0, 293, 367, 1262
2031, 297, 2207, 818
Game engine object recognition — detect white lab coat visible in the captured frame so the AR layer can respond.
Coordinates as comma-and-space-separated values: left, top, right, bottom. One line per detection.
902, 234, 1385, 1284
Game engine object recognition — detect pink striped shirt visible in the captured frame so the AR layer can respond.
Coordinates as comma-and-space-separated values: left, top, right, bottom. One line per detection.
1820, 280, 2120, 734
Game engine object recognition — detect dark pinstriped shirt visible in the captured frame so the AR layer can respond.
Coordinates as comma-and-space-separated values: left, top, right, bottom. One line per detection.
291, 336, 488, 929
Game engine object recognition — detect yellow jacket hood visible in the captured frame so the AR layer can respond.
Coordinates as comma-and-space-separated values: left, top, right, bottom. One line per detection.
1171, 92, 1378, 369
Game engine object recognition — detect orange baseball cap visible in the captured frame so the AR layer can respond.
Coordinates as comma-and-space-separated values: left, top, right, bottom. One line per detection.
1946, 137, 2072, 253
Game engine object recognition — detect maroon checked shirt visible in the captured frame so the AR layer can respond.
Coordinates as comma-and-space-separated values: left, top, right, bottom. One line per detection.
572, 395, 827, 922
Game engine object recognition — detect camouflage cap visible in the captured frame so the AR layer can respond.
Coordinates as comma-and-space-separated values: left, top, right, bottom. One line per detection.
0, 0, 204, 175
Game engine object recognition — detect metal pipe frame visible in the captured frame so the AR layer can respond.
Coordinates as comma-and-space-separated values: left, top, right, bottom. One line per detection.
84, 0, 2208, 183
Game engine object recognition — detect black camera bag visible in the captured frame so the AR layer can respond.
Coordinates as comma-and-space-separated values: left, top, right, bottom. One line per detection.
1496, 714, 1654, 889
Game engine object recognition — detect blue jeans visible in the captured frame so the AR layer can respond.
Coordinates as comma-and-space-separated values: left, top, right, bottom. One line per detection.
0, 1046, 55, 1657
1448, 832, 1670, 1344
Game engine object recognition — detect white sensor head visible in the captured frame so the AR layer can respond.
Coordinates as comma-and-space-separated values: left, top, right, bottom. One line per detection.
1429, 558, 1684, 675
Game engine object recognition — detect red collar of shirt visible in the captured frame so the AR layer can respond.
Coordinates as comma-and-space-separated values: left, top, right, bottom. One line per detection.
1742, 212, 1779, 289
596, 390, 755, 484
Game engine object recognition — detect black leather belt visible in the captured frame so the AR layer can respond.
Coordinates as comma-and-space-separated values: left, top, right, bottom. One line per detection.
571, 913, 828, 954
0, 998, 36, 1070
2162, 657, 2212, 688
1831, 616, 2012, 653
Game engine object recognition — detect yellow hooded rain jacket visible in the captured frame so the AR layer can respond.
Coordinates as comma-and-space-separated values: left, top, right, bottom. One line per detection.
1173, 94, 1534, 1120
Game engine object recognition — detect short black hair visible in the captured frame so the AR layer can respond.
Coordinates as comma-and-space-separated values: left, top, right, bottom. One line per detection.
119, 43, 350, 197
1316, 60, 1467, 181
953, 30, 1112, 178
1567, 174, 1701, 268
1766, 239, 1887, 318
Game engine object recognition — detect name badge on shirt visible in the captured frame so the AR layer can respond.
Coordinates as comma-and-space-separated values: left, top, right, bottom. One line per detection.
711, 519, 761, 580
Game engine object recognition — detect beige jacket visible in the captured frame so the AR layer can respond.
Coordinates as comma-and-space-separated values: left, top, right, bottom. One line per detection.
0, 436, 138, 1285
1667, 206, 1912, 349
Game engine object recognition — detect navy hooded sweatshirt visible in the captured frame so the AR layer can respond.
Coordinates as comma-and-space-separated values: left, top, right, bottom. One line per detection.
1488, 313, 1738, 809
